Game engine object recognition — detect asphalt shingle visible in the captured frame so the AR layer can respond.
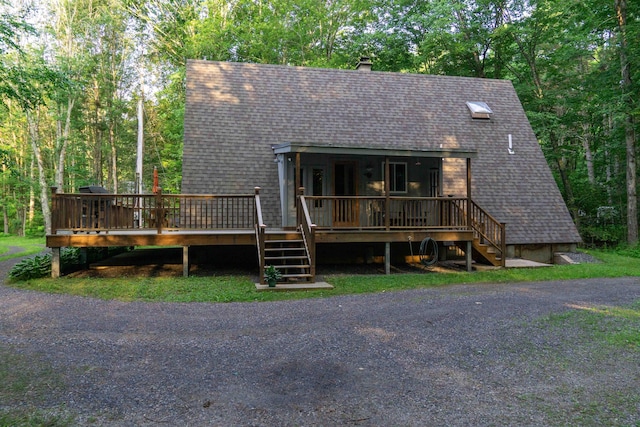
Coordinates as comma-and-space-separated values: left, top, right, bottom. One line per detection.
183, 60, 581, 245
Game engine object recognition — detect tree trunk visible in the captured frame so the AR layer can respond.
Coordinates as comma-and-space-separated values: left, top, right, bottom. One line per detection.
551, 133, 579, 224
27, 110, 52, 235
55, 97, 75, 193
110, 123, 118, 193
28, 156, 35, 223
615, 0, 638, 245
581, 123, 596, 185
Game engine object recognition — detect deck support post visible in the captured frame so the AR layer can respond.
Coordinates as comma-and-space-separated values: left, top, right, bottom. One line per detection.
385, 242, 391, 274
183, 246, 190, 277
466, 240, 472, 272
51, 247, 61, 278
79, 247, 88, 269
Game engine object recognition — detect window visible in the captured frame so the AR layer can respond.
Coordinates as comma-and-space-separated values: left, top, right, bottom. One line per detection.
311, 168, 324, 207
466, 101, 493, 119
383, 162, 407, 193
299, 167, 325, 208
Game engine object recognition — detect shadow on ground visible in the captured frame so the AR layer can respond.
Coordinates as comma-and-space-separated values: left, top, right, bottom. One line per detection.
65, 247, 463, 279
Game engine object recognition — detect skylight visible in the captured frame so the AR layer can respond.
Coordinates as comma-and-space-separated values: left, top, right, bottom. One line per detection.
466, 101, 493, 119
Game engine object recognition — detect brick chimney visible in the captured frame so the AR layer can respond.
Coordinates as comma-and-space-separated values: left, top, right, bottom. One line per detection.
356, 56, 372, 71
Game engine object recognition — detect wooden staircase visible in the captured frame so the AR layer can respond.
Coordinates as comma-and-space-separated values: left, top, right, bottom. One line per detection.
451, 199, 506, 267
472, 237, 503, 266
468, 200, 506, 267
262, 231, 313, 284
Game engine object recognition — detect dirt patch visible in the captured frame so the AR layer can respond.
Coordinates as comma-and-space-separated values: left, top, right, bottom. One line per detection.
65, 247, 465, 279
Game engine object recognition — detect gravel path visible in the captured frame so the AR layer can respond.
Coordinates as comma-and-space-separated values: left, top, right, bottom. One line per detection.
1, 254, 640, 426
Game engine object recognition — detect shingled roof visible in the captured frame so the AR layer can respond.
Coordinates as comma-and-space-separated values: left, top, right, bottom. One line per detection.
183, 59, 581, 245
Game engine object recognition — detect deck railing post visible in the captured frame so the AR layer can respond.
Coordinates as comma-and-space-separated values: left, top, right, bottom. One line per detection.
299, 193, 316, 283
297, 187, 305, 227
501, 222, 507, 267
254, 187, 267, 284
155, 188, 163, 234
50, 187, 58, 234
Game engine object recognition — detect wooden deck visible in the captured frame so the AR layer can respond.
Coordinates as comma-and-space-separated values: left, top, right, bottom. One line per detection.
47, 189, 505, 280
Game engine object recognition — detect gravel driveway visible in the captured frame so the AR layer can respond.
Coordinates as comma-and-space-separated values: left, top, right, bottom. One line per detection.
1, 255, 640, 426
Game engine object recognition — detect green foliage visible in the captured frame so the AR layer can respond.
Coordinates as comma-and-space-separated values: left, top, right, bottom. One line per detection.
23, 211, 46, 237
614, 244, 640, 259
8, 246, 130, 281
0, 0, 638, 244
264, 265, 282, 285
9, 254, 52, 280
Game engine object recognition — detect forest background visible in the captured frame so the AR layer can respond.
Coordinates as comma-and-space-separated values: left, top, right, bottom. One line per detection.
0, 0, 638, 247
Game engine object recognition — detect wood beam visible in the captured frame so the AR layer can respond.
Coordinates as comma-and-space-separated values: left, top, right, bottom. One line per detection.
316, 230, 474, 243
46, 232, 256, 248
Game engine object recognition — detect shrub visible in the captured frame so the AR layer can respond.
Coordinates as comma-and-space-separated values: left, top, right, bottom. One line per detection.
614, 244, 640, 259
8, 247, 131, 281
9, 254, 52, 281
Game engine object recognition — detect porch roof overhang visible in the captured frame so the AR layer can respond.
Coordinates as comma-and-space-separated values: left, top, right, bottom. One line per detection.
272, 142, 477, 159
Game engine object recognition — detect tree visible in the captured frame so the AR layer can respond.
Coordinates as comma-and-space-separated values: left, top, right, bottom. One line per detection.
615, 0, 638, 244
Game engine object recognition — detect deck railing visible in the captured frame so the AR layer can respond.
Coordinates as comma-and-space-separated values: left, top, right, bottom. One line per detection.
51, 189, 258, 234
298, 191, 316, 283
254, 187, 267, 283
302, 196, 470, 230
469, 200, 506, 266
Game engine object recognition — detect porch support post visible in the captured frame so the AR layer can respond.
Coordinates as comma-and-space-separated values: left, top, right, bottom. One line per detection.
466, 157, 472, 220
295, 152, 301, 209
51, 247, 60, 278
385, 242, 391, 275
384, 157, 390, 230
466, 158, 473, 272
183, 245, 190, 277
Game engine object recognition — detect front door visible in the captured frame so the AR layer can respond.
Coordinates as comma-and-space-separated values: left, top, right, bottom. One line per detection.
333, 162, 358, 227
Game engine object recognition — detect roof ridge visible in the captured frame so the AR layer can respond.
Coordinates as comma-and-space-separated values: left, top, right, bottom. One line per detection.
187, 59, 512, 84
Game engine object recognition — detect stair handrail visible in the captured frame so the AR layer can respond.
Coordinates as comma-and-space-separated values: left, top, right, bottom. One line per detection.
254, 187, 267, 283
298, 190, 316, 283
469, 200, 506, 267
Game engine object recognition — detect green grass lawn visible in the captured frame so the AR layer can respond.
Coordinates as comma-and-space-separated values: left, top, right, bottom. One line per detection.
0, 235, 45, 261
6, 249, 640, 303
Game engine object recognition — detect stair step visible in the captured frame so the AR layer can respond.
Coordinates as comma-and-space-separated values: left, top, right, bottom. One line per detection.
281, 273, 313, 279
271, 265, 311, 270
264, 255, 308, 261
265, 247, 305, 252
265, 239, 304, 244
